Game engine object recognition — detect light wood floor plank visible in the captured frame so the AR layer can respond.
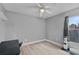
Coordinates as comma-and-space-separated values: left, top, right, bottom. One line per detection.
20, 41, 70, 55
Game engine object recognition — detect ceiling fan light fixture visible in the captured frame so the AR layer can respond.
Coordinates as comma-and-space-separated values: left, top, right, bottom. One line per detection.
40, 8, 45, 13
39, 8, 45, 17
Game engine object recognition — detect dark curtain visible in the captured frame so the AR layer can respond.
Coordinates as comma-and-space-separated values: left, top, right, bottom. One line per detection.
64, 16, 68, 37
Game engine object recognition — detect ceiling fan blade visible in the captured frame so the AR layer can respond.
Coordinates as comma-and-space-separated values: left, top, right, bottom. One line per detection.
45, 6, 51, 9
40, 12, 42, 17
40, 11, 44, 17
45, 10, 52, 14
36, 3, 41, 7
36, 3, 43, 8
24, 3, 43, 9
26, 5, 39, 8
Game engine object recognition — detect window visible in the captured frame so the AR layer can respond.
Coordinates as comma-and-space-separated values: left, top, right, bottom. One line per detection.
68, 16, 79, 43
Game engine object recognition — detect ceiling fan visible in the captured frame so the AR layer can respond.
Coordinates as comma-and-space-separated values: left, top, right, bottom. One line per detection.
36, 3, 51, 17
26, 3, 52, 17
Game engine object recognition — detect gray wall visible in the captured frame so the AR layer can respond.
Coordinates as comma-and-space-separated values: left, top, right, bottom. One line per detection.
4, 11, 46, 43
46, 7, 79, 44
0, 19, 5, 42
1, 7, 79, 44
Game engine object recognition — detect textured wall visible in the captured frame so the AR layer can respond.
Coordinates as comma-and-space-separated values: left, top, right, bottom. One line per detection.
4, 11, 46, 43
0, 20, 5, 42
1, 7, 79, 44
46, 7, 79, 44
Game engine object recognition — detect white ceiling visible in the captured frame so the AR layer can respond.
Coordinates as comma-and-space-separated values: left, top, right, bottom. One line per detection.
2, 3, 79, 19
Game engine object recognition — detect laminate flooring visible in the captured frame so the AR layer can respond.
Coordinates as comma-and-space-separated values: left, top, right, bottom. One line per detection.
20, 41, 70, 55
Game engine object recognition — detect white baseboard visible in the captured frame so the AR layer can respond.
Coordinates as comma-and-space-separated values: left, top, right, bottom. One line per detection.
22, 39, 62, 48
22, 39, 46, 46
46, 40, 63, 47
